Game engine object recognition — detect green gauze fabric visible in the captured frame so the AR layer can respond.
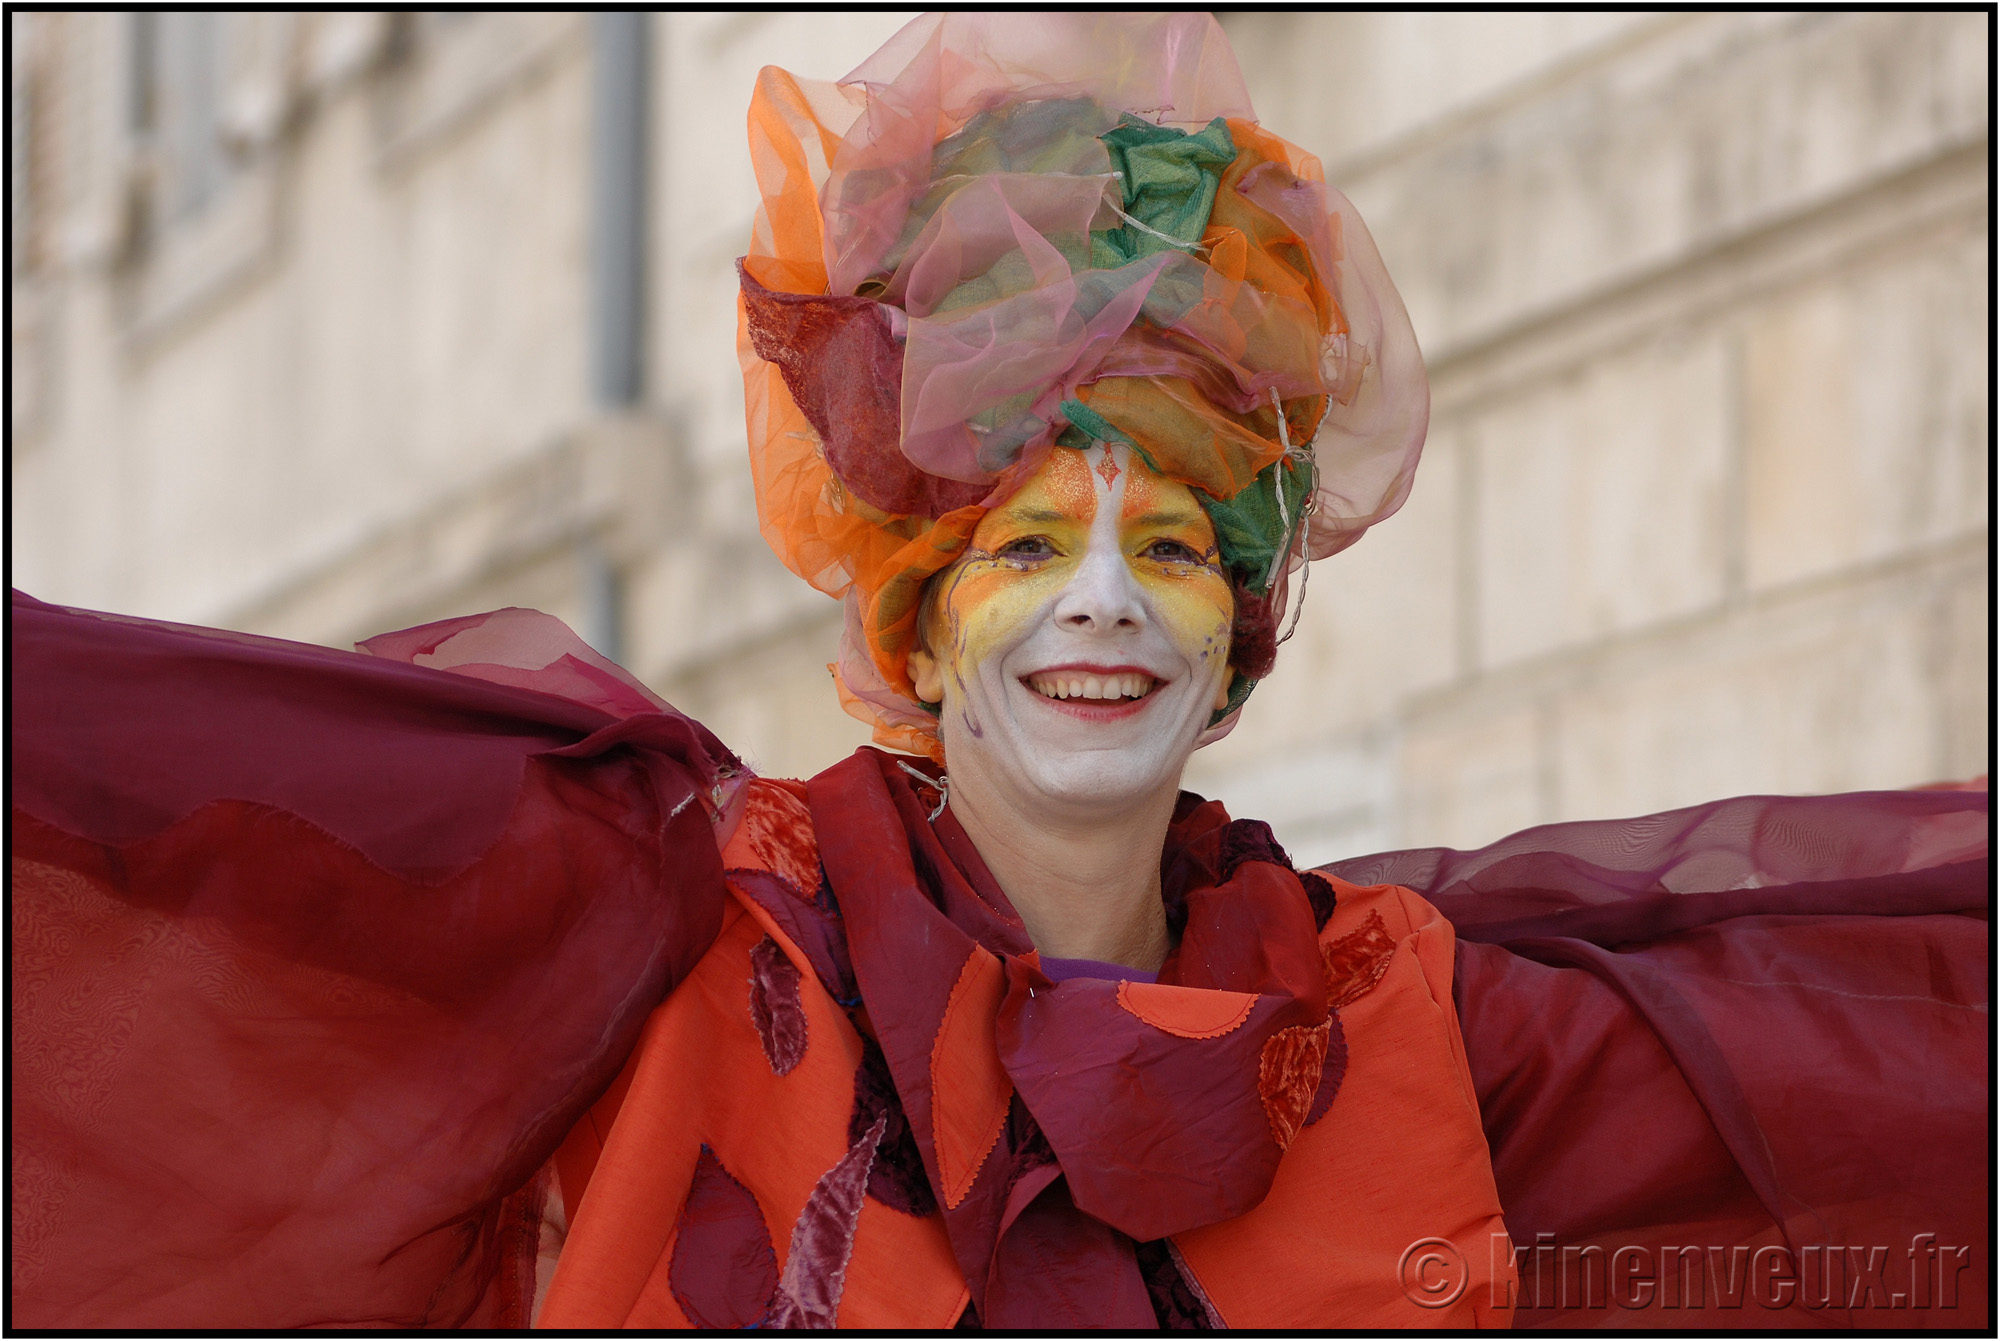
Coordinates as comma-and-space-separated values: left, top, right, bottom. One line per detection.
1200, 455, 1316, 599
1092, 115, 1237, 267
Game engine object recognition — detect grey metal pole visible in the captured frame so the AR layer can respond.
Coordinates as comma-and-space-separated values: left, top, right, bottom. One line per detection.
580, 13, 650, 662
589, 11, 648, 409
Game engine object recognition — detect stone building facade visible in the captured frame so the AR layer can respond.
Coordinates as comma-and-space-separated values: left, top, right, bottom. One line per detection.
11, 12, 1988, 863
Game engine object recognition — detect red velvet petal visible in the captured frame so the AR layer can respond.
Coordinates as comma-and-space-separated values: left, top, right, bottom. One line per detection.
1256, 1019, 1332, 1150
766, 1112, 887, 1327
748, 935, 808, 1076
1321, 910, 1396, 1009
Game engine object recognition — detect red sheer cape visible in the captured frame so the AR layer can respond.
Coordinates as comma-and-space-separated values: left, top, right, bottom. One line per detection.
1326, 790, 1989, 1327
10, 590, 1989, 1327
11, 592, 740, 1327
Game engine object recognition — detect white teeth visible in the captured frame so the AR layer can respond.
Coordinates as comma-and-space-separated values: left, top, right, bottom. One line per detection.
1027, 672, 1157, 701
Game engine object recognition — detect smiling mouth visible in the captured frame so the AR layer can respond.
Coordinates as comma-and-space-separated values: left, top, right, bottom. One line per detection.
1024, 670, 1159, 702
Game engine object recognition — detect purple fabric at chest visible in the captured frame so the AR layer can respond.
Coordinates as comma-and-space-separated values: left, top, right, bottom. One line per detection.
1038, 956, 1159, 984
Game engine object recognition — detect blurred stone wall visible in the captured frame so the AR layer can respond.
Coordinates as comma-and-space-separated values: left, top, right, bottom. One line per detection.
10, 12, 1988, 864
1189, 12, 1990, 859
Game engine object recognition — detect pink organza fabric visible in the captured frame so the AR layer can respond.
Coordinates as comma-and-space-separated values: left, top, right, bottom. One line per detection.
739, 13, 1432, 754
756, 10, 1426, 556
822, 13, 1255, 297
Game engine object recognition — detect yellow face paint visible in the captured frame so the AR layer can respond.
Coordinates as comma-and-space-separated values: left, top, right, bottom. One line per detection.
919, 444, 1233, 716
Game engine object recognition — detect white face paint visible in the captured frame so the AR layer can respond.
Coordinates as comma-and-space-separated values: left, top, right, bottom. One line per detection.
910, 442, 1235, 818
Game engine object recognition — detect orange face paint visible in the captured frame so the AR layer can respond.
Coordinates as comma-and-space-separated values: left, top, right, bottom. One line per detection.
921, 446, 1233, 709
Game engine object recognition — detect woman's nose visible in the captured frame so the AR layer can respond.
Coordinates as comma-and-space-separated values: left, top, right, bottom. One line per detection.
1052, 546, 1146, 634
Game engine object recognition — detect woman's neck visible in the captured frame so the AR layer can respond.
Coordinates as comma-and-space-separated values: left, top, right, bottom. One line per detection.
944, 765, 1175, 973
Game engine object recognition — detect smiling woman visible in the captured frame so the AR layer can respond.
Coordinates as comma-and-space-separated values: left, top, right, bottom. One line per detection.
907, 443, 1239, 969
915, 443, 1234, 732
542, 21, 1517, 1320
9, 10, 1987, 1334
916, 446, 1232, 772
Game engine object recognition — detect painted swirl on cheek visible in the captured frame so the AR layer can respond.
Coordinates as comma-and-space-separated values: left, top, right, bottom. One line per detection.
925, 450, 1099, 732
1140, 570, 1233, 683
934, 552, 1072, 737
1118, 459, 1234, 683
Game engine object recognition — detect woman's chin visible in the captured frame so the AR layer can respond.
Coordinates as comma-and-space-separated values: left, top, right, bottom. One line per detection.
966, 692, 1207, 811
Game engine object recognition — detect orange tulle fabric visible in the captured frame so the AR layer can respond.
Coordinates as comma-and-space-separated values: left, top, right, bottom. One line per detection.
737, 14, 1430, 758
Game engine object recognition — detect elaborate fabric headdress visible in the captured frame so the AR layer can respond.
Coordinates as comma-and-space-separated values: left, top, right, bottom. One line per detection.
738, 13, 1426, 760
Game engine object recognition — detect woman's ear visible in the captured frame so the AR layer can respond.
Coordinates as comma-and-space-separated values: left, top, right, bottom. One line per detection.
909, 646, 945, 704
1212, 668, 1234, 712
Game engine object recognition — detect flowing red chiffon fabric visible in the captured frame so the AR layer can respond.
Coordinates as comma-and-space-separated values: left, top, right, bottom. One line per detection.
1327, 794, 1989, 1327
10, 589, 1989, 1328
11, 592, 739, 1327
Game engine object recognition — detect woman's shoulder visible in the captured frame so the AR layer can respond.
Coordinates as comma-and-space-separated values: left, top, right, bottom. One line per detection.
720, 778, 817, 878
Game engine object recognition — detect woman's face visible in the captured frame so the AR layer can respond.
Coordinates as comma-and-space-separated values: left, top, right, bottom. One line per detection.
909, 442, 1234, 812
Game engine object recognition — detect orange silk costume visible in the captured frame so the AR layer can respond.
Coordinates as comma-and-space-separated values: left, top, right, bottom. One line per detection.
538, 777, 1514, 1328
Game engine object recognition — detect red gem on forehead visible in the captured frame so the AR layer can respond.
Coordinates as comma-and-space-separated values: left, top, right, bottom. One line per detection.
1095, 449, 1122, 489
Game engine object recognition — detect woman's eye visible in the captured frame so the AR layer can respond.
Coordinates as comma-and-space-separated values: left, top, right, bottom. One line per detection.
997, 536, 1056, 559
1142, 539, 1203, 564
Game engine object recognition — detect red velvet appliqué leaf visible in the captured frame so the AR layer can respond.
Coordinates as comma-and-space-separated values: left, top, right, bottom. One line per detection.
748, 935, 808, 1075
1257, 1019, 1332, 1150
765, 1112, 888, 1328
733, 782, 823, 901
1322, 909, 1396, 1009
668, 1145, 777, 1329
1301, 1008, 1349, 1128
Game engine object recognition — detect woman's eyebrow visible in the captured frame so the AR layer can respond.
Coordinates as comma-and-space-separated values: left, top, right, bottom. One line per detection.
1126, 508, 1207, 529
1001, 506, 1074, 525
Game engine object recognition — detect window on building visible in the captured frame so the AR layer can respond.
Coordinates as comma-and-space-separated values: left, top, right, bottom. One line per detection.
127, 10, 237, 241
